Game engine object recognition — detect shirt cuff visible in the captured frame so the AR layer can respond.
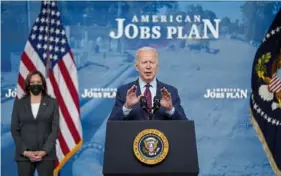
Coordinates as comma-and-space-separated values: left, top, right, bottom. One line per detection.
122, 105, 132, 117
165, 106, 175, 116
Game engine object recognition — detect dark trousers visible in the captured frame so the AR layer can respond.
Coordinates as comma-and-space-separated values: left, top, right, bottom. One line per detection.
17, 160, 55, 176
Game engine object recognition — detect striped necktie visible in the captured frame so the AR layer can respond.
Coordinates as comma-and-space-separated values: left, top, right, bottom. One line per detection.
144, 84, 152, 119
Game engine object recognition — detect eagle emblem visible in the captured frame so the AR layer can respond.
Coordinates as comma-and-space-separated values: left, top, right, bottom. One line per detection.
133, 129, 169, 165
256, 49, 281, 111
143, 137, 160, 156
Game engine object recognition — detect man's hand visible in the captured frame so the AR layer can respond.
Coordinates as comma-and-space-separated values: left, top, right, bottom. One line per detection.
125, 85, 142, 108
160, 87, 173, 111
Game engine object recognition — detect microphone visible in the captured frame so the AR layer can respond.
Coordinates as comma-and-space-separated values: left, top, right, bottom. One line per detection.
153, 96, 161, 113
140, 96, 153, 120
140, 96, 147, 110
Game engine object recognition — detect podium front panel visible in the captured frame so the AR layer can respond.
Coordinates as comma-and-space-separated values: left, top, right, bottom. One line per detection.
103, 120, 199, 176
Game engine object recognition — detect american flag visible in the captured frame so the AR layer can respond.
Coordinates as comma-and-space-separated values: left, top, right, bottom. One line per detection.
269, 72, 281, 93
16, 0, 83, 175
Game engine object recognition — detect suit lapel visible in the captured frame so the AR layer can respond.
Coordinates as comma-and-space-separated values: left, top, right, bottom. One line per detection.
135, 79, 141, 97
36, 96, 49, 120
156, 79, 162, 99
24, 96, 34, 120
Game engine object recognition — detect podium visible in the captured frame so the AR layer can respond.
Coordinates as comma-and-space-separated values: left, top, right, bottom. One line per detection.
103, 120, 199, 176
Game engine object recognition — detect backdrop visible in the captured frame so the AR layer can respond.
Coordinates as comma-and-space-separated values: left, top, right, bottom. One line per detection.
2, 1, 281, 176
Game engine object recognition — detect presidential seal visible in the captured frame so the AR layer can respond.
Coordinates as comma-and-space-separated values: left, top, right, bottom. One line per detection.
133, 129, 169, 165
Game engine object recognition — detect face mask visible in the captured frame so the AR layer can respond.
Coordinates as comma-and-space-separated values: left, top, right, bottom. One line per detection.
29, 84, 43, 96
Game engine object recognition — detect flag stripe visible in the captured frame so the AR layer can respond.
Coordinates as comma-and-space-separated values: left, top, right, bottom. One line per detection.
55, 159, 59, 168
49, 71, 81, 143
69, 50, 75, 61
58, 109, 76, 150
24, 42, 46, 76
18, 74, 25, 91
17, 58, 31, 98
46, 78, 55, 98
19, 61, 30, 79
24, 41, 46, 76
52, 65, 81, 138
275, 84, 281, 91
63, 53, 79, 95
55, 139, 64, 163
17, 74, 26, 97
59, 57, 80, 114
271, 81, 281, 88
67, 54, 79, 95
272, 74, 278, 81
21, 52, 37, 72
57, 129, 70, 156
271, 85, 281, 92
269, 74, 281, 92
16, 83, 25, 98
271, 76, 280, 85
270, 83, 281, 90
269, 75, 281, 92
270, 74, 279, 83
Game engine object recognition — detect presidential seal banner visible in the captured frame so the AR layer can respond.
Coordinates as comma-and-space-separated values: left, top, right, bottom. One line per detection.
250, 9, 281, 175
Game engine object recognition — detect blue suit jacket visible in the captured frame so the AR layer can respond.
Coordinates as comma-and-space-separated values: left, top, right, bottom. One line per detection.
108, 79, 188, 120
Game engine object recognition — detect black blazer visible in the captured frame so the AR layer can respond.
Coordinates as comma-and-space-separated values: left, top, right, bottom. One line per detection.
108, 79, 188, 121
10, 95, 59, 161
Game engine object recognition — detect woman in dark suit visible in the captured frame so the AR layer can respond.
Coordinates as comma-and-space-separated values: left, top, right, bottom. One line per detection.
11, 70, 59, 176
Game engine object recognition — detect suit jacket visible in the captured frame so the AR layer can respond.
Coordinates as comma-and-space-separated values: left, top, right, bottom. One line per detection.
10, 95, 59, 161
108, 79, 187, 120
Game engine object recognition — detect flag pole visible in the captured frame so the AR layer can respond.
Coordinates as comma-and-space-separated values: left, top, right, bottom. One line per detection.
45, 2, 60, 175
45, 1, 51, 77
45, 2, 58, 175
26, 1, 31, 31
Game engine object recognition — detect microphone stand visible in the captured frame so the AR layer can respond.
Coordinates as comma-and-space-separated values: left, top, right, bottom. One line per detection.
151, 98, 160, 120
140, 96, 160, 120
149, 110, 153, 120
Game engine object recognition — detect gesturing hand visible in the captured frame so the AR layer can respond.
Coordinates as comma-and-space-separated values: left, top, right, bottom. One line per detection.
125, 85, 142, 108
160, 87, 173, 111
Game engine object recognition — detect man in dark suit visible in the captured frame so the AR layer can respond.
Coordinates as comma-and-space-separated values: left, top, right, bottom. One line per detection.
109, 47, 187, 120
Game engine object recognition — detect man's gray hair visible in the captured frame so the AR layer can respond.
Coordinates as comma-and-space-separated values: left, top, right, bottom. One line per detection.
135, 46, 158, 63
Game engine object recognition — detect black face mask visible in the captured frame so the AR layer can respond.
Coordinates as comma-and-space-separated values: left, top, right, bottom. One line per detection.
29, 84, 43, 96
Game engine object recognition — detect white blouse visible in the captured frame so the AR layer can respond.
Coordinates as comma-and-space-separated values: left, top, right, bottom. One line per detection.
31, 103, 40, 119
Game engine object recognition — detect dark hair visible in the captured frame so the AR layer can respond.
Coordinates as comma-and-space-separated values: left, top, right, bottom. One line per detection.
24, 70, 47, 96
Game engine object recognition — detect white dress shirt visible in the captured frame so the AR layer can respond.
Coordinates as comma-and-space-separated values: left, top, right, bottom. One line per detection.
122, 77, 175, 117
